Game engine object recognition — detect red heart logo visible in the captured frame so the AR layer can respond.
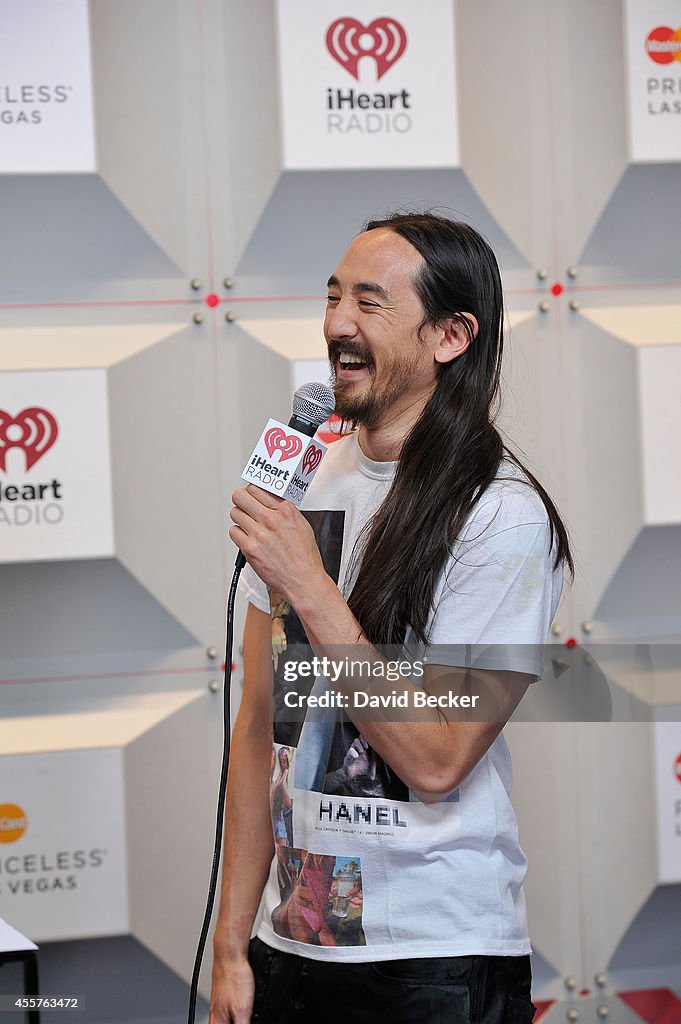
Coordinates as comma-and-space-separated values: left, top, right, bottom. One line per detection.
302, 444, 323, 477
0, 407, 59, 472
264, 426, 304, 462
326, 17, 408, 80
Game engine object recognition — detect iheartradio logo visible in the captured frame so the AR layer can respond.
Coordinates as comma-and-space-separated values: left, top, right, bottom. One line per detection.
301, 444, 323, 476
264, 426, 304, 462
0, 407, 58, 472
326, 17, 408, 80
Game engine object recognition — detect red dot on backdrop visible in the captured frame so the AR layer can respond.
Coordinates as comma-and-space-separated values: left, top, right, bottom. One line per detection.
205, 293, 220, 307
674, 752, 681, 785
565, 637, 578, 648
550, 282, 564, 297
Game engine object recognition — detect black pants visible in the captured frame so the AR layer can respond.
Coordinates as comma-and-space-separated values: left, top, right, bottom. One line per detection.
248, 936, 536, 1023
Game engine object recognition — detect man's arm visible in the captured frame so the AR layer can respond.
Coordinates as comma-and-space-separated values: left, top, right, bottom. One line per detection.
292, 576, 530, 802
210, 603, 274, 1024
230, 487, 532, 804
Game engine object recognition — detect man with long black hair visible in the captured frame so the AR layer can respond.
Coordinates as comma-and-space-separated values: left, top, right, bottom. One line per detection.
210, 213, 573, 1023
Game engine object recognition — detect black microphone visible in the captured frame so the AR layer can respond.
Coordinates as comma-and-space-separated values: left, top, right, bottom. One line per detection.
287, 381, 337, 437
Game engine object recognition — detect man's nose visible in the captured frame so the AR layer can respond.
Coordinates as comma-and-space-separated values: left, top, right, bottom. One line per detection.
325, 298, 359, 341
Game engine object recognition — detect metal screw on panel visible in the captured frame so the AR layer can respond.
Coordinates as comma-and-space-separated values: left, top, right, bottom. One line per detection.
192, 312, 204, 325
208, 680, 220, 694
190, 277, 202, 291
225, 310, 236, 322
239, 645, 244, 656
206, 646, 218, 660
581, 621, 594, 634
536, 267, 548, 281
223, 277, 235, 289
538, 300, 550, 313
567, 266, 579, 279
569, 299, 581, 311
564, 977, 577, 991
566, 1010, 579, 1023
597, 1007, 609, 1019
551, 623, 563, 636
594, 973, 607, 988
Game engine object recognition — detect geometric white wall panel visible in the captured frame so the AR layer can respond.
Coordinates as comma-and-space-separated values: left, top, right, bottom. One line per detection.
506, 722, 584, 998
454, 0, 556, 267
0, 1, 208, 301
639, 345, 681, 524
570, 306, 681, 627
125, 688, 223, 991
653, 722, 681, 883
509, 717, 681, 995
0, 688, 215, 953
0, 368, 113, 562
624, 0, 681, 162
0, 748, 127, 941
276, 0, 459, 169
0, 322, 224, 644
232, 168, 528, 298
0, 0, 95, 173
90, 0, 207, 278
109, 326, 225, 643
581, 306, 681, 525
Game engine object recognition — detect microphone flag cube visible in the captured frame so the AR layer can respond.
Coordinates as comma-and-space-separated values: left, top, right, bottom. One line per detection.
241, 419, 327, 507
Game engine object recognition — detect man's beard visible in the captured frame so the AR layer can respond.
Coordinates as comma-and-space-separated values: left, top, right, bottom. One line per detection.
329, 345, 422, 428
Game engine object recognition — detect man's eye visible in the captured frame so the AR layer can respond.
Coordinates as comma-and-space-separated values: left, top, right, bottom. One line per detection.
359, 300, 379, 308
326, 295, 340, 302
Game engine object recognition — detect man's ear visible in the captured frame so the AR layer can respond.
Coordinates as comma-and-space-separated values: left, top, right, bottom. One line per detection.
434, 313, 479, 365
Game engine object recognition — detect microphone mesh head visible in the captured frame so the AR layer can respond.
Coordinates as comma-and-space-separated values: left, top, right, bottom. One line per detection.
292, 382, 335, 428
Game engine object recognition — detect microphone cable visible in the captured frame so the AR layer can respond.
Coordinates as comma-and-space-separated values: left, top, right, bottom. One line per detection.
186, 382, 334, 1022
187, 551, 246, 1024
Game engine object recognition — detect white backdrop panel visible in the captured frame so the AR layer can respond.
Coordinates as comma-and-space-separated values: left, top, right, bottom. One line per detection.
0, 369, 113, 562
276, 0, 459, 170
0, 748, 127, 941
0, 0, 95, 173
624, 0, 681, 162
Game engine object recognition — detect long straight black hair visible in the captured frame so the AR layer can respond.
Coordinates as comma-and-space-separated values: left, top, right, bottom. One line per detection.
346, 213, 573, 646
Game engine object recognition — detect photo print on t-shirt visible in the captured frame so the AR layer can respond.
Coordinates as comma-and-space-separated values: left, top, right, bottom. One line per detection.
319, 715, 409, 802
272, 848, 365, 947
270, 742, 295, 848
270, 510, 344, 748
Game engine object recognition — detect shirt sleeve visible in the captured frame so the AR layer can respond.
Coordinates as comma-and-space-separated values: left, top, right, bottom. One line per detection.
425, 522, 563, 679
237, 561, 270, 614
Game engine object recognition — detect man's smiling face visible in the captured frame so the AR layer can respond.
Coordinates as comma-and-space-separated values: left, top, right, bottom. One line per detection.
324, 228, 442, 428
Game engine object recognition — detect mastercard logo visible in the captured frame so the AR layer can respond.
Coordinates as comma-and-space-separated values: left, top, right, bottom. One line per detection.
0, 803, 28, 843
645, 26, 681, 64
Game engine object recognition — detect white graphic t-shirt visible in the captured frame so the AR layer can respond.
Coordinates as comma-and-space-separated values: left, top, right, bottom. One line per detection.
240, 431, 563, 962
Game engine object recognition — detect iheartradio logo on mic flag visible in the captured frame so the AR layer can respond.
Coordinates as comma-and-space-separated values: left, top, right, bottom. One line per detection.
242, 419, 327, 506
275, 0, 459, 169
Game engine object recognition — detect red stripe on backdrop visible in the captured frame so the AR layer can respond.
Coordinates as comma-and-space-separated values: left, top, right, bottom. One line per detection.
617, 989, 681, 1024
532, 1001, 555, 1021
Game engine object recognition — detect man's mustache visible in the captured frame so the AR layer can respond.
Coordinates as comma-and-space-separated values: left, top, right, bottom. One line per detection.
327, 341, 374, 364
